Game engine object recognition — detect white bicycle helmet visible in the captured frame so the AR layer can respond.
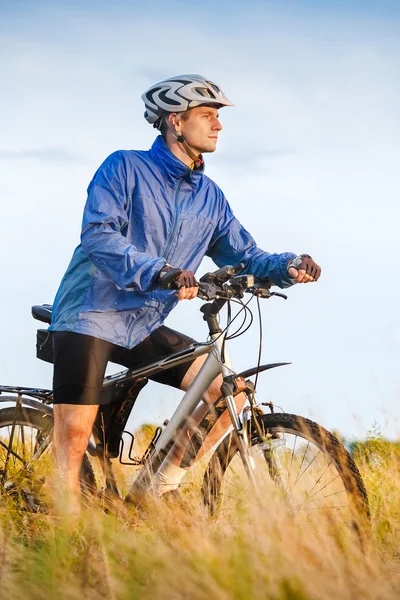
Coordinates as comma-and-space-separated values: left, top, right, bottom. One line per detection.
142, 74, 234, 129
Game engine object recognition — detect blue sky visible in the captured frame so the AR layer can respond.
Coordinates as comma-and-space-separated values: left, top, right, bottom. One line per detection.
1, 0, 400, 440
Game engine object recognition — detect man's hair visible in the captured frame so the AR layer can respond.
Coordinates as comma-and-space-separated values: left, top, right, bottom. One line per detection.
160, 111, 191, 140
160, 116, 169, 139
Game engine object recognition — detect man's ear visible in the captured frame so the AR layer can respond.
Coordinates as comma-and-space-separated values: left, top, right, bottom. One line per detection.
167, 113, 178, 128
172, 113, 183, 135
165, 113, 181, 137
167, 113, 177, 125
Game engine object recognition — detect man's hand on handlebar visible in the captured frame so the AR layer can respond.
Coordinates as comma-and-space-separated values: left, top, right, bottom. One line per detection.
288, 254, 321, 283
157, 265, 199, 301
176, 271, 198, 300
155, 257, 321, 303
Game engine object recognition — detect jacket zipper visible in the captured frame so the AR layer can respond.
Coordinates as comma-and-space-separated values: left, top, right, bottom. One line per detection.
127, 307, 147, 349
162, 179, 184, 261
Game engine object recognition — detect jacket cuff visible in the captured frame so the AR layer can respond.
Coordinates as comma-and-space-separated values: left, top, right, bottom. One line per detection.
278, 252, 297, 288
126, 258, 167, 292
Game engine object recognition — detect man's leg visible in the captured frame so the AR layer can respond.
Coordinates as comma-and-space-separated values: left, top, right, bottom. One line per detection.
52, 404, 99, 510
51, 332, 113, 511
154, 355, 247, 493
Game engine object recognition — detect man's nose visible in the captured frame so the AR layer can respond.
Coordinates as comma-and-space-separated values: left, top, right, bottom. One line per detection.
213, 119, 223, 131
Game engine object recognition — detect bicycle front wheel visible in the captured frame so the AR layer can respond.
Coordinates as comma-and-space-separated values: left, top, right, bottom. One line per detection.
0, 404, 96, 510
203, 412, 369, 524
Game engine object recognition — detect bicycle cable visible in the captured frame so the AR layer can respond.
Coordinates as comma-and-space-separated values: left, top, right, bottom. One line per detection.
253, 295, 263, 392
221, 297, 253, 364
197, 293, 254, 348
221, 294, 255, 362
208, 294, 256, 375
192, 287, 259, 378
225, 296, 254, 340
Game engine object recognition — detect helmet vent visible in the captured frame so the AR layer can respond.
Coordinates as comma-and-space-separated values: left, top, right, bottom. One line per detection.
195, 87, 211, 98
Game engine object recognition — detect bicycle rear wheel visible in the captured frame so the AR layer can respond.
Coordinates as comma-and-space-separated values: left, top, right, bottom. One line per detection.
0, 404, 96, 510
203, 412, 369, 524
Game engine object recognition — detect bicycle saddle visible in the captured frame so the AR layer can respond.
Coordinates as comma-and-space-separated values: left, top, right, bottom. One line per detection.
31, 304, 53, 324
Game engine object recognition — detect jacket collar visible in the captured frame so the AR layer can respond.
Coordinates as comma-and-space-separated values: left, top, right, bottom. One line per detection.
149, 135, 205, 187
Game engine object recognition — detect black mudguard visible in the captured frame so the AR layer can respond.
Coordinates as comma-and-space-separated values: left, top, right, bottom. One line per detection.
232, 362, 291, 381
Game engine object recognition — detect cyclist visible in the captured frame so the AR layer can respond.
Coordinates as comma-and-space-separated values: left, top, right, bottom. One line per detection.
49, 74, 321, 510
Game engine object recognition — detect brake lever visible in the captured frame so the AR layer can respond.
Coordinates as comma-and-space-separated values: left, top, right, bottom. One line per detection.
250, 284, 287, 300
252, 287, 271, 298
270, 291, 288, 300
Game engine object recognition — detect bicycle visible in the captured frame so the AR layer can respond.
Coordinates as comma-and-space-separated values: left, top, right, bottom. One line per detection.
0, 264, 369, 523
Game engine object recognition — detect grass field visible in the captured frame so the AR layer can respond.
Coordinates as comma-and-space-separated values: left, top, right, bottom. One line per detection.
1, 425, 400, 600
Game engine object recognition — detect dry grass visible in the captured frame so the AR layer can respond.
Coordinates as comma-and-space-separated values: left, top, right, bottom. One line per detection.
1, 427, 400, 600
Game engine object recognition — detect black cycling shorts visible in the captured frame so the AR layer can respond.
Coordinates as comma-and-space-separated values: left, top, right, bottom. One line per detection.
52, 327, 197, 405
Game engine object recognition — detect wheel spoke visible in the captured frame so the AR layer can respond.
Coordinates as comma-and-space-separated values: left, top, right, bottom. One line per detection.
291, 447, 322, 489
20, 425, 26, 461
294, 485, 348, 515
288, 434, 298, 486
296, 503, 350, 512
293, 441, 310, 488
0, 439, 25, 464
309, 473, 341, 500
305, 460, 333, 497
308, 488, 348, 504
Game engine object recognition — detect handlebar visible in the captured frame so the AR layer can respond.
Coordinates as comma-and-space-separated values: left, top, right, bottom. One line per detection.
196, 264, 288, 302
158, 263, 288, 302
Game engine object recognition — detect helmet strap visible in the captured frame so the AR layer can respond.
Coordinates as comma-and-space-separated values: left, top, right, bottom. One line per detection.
179, 137, 204, 169
167, 115, 204, 170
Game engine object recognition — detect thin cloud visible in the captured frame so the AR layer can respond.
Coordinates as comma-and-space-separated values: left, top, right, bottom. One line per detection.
0, 148, 84, 163
134, 66, 172, 83
214, 148, 294, 168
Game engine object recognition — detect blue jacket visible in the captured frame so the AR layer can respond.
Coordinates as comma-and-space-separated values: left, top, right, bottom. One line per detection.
50, 136, 296, 348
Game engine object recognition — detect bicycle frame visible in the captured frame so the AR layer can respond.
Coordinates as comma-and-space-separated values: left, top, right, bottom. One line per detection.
0, 280, 290, 501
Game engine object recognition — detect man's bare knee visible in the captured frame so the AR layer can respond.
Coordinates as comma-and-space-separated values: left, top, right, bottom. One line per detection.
54, 404, 98, 455
180, 355, 207, 391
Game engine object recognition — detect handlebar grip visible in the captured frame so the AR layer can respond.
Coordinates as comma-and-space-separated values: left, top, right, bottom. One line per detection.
157, 268, 183, 290
233, 262, 246, 272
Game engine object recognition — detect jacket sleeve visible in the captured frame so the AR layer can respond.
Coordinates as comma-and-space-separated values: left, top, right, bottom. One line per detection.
80, 151, 166, 292
206, 193, 296, 289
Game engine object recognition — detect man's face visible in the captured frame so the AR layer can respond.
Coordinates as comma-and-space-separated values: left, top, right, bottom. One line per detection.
178, 106, 223, 154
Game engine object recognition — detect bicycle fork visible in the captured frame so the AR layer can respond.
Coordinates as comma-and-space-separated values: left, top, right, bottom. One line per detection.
220, 380, 260, 494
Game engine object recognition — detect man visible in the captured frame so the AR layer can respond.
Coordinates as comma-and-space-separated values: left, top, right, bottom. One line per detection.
50, 74, 321, 508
